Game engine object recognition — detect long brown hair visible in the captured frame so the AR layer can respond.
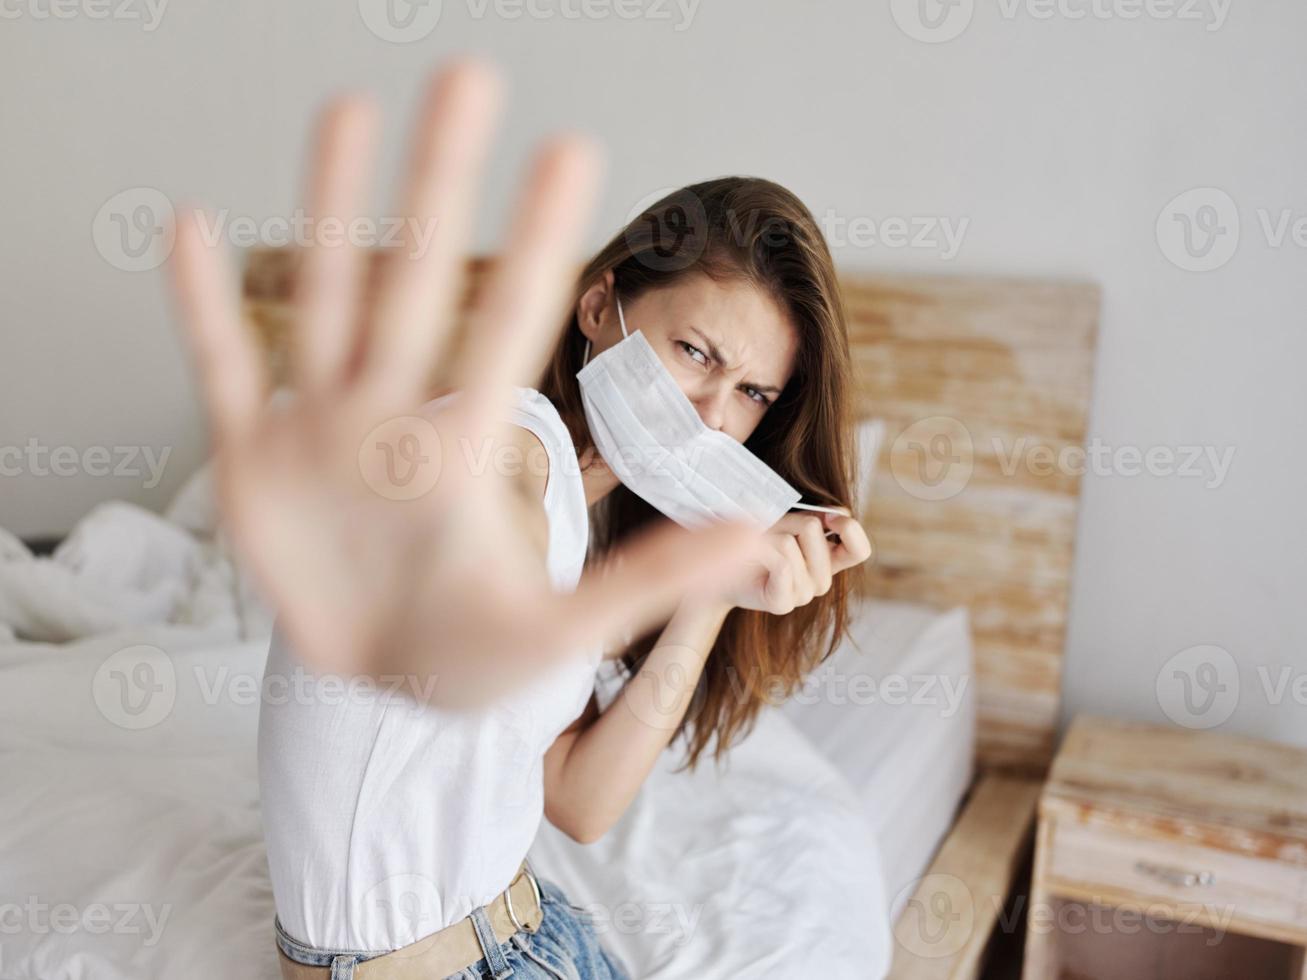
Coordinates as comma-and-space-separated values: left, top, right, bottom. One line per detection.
538, 176, 861, 767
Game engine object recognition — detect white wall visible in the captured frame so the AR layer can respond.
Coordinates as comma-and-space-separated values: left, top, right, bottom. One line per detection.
3, 0, 1304, 747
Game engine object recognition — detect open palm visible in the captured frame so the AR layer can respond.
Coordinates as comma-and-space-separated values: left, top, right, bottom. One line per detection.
169, 61, 758, 706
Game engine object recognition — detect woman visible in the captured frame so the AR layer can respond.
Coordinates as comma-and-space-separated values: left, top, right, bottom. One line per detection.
171, 60, 870, 980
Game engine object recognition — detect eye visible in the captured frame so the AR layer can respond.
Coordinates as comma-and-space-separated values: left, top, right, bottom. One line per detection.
677, 340, 709, 366
741, 386, 773, 408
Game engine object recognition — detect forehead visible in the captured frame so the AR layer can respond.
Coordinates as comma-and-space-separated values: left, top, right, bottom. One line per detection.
643, 272, 799, 386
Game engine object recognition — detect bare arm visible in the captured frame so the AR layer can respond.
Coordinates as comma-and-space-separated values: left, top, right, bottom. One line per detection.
542, 510, 872, 843
542, 596, 731, 844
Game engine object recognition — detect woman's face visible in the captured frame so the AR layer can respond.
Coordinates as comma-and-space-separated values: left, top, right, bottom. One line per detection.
579, 271, 799, 444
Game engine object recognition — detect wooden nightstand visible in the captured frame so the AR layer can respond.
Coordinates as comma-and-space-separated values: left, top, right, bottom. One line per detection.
1023, 715, 1307, 980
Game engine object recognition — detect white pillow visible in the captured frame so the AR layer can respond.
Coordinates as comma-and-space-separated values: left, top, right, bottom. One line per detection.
779, 598, 976, 917
855, 417, 885, 514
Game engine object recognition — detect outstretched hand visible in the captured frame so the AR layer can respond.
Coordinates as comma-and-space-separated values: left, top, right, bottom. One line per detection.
168, 60, 762, 707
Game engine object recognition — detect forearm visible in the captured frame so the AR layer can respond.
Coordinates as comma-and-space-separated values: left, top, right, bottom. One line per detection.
545, 597, 731, 842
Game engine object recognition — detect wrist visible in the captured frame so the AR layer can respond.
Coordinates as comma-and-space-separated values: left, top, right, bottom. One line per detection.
669, 595, 733, 634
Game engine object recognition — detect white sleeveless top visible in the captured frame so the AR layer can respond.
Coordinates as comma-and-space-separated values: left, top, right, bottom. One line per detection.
258, 387, 598, 952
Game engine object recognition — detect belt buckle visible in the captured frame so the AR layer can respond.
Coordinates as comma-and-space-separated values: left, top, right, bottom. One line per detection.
505, 863, 543, 935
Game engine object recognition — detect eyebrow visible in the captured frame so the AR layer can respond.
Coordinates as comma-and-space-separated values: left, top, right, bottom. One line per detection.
687, 325, 784, 395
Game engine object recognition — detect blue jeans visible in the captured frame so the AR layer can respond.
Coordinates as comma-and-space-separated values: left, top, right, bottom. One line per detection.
276, 877, 628, 980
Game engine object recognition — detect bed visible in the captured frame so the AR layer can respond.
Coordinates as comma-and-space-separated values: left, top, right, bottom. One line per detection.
529, 596, 976, 978
0, 259, 1099, 979
0, 532, 969, 979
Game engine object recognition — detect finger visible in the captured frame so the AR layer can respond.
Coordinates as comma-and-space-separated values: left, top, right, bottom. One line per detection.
293, 95, 379, 392
771, 512, 828, 535
169, 209, 266, 449
551, 521, 762, 653
753, 539, 789, 612
450, 133, 603, 432
794, 517, 833, 596
757, 538, 796, 614
825, 513, 873, 572
779, 536, 814, 608
360, 59, 504, 406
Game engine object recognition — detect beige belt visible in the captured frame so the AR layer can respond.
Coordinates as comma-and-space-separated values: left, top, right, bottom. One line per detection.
277, 865, 544, 980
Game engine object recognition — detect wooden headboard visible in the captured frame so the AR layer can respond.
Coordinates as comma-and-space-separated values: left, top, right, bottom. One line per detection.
845, 276, 1099, 774
243, 249, 1099, 776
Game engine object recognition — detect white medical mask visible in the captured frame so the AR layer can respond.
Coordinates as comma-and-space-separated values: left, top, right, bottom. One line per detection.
576, 296, 841, 530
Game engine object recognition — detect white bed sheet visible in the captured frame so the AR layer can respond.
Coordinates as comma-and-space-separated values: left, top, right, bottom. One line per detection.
779, 598, 976, 917
0, 492, 970, 980
0, 628, 279, 980
529, 694, 890, 979
0, 625, 891, 980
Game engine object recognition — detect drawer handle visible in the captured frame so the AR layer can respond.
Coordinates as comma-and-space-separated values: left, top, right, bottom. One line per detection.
1133, 860, 1215, 889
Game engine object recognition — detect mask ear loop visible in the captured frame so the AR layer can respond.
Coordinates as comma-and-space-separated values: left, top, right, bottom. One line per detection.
581, 294, 630, 368
615, 294, 630, 338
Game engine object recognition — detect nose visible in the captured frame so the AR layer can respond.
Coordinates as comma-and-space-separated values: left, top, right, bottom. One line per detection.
691, 382, 732, 432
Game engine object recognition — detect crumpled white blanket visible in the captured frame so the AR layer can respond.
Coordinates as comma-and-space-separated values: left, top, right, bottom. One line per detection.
0, 467, 271, 644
